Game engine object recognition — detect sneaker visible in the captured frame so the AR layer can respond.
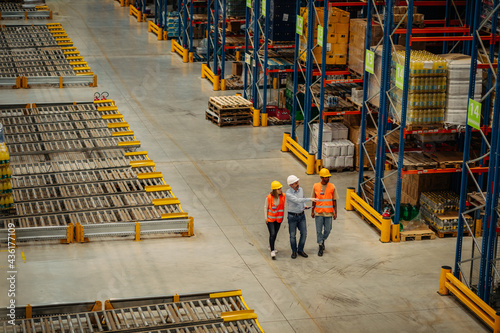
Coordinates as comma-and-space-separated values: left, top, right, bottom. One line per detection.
271, 250, 276, 260
268, 247, 278, 253
318, 245, 323, 257
291, 252, 297, 259
298, 251, 308, 258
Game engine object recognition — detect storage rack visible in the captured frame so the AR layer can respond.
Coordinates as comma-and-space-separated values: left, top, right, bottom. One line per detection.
283, 1, 362, 170
242, 0, 296, 124
0, 290, 264, 333
356, 0, 476, 221
0, 23, 97, 88
172, 0, 207, 62
451, 0, 500, 318
0, 2, 52, 20
202, 0, 246, 90
0, 100, 192, 243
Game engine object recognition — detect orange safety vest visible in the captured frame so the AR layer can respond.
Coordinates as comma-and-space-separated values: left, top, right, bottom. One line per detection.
267, 194, 285, 223
314, 182, 335, 214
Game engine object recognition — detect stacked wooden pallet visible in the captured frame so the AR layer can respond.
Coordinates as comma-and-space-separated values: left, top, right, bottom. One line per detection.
206, 95, 252, 127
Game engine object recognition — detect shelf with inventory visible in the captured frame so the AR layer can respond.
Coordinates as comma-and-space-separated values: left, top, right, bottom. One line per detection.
172, 0, 207, 62
203, 0, 246, 90
243, 0, 297, 125
281, 1, 362, 172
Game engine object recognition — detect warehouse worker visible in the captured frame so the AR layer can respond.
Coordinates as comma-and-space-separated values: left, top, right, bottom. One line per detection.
286, 175, 317, 259
311, 168, 339, 256
265, 181, 285, 260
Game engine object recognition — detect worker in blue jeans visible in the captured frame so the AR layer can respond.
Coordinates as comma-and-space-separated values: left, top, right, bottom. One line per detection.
286, 175, 317, 259
311, 168, 339, 256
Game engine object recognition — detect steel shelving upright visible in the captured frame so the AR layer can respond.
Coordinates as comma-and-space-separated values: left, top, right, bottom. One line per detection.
203, 0, 246, 90
243, 0, 296, 125
174, 0, 207, 62
452, 0, 500, 311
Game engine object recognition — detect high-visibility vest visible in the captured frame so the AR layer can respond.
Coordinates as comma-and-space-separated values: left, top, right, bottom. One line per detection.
314, 182, 335, 214
267, 194, 285, 223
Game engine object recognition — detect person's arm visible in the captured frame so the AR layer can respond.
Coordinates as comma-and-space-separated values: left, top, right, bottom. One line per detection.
264, 198, 269, 223
286, 190, 311, 205
333, 200, 337, 220
311, 187, 316, 218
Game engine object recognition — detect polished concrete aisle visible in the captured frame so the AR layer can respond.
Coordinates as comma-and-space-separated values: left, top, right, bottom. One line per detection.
0, 1, 489, 332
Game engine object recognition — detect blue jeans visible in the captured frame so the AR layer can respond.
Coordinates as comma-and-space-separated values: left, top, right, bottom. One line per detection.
288, 213, 307, 253
267, 222, 281, 251
315, 216, 332, 244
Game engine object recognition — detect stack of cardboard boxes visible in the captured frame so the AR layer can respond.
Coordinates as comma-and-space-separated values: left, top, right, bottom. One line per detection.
299, 7, 350, 65
348, 19, 383, 76
401, 174, 451, 206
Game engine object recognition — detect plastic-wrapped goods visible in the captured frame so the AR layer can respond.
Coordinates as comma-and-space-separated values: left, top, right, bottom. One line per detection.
392, 50, 447, 76
334, 156, 345, 168
311, 123, 333, 142
327, 122, 348, 140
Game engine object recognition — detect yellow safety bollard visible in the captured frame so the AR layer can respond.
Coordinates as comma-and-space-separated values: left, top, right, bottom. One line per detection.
380, 216, 391, 243
213, 75, 220, 91
391, 224, 400, 242
306, 153, 315, 175
220, 79, 226, 90
282, 132, 290, 152
253, 108, 260, 127
315, 159, 323, 174
438, 266, 452, 295
182, 49, 189, 63
345, 187, 355, 211
134, 222, 142, 241
261, 113, 268, 127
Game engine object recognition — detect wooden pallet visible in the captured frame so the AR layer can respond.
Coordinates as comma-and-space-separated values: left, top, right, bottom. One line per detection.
427, 223, 471, 238
404, 123, 443, 132
208, 95, 252, 109
386, 151, 438, 170
268, 117, 292, 126
400, 228, 436, 241
330, 167, 355, 173
205, 111, 252, 127
467, 191, 486, 208
423, 151, 465, 169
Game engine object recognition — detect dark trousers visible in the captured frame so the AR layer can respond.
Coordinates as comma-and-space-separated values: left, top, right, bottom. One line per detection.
288, 213, 307, 253
267, 221, 281, 251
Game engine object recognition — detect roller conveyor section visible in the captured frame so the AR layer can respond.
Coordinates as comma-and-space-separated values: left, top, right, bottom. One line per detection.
0, 293, 261, 333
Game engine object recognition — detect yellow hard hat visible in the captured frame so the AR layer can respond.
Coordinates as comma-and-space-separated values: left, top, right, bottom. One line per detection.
319, 168, 331, 178
271, 181, 283, 190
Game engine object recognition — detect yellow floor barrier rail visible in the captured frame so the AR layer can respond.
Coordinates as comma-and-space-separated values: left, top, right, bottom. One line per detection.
345, 188, 393, 243
129, 5, 146, 22
171, 39, 190, 63
281, 132, 315, 175
439, 266, 500, 332
148, 21, 163, 40
201, 64, 220, 90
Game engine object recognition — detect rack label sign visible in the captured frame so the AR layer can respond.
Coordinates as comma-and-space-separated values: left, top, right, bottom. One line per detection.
296, 16, 303, 36
467, 98, 481, 130
365, 49, 374, 74
261, 0, 266, 16
318, 25, 324, 47
395, 63, 404, 89
247, 0, 251, 8
245, 53, 251, 66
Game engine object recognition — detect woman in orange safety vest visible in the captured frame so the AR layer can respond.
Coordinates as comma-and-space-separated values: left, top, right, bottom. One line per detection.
265, 180, 285, 260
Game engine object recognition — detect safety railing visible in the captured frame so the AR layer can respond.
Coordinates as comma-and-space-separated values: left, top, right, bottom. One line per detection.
345, 188, 397, 243
171, 39, 190, 63
201, 64, 220, 90
129, 5, 146, 22
148, 21, 164, 40
438, 266, 500, 333
281, 133, 315, 175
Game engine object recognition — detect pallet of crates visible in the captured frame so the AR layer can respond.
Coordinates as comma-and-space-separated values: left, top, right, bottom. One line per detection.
205, 95, 253, 127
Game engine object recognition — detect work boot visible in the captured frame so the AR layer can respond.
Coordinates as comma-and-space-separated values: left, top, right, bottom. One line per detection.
318, 245, 323, 256
298, 251, 308, 258
291, 252, 297, 259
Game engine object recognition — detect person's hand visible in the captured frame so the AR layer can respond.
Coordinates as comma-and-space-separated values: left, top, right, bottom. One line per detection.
334, 211, 337, 220
310, 198, 318, 202
311, 211, 315, 218
265, 220, 268, 224
305, 205, 310, 210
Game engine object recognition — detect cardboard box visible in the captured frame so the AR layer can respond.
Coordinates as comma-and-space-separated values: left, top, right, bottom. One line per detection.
337, 33, 348, 44
232, 62, 243, 76
333, 43, 348, 54
335, 23, 349, 34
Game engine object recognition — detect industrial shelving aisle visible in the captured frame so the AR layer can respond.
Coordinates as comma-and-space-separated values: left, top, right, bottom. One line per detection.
242, 0, 296, 126
202, 0, 246, 90
172, 0, 207, 62
281, 1, 363, 173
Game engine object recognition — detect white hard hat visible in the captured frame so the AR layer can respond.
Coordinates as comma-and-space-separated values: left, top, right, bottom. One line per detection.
287, 175, 299, 186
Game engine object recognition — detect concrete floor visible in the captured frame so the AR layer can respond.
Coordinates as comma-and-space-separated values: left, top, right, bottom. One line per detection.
0, 1, 490, 332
